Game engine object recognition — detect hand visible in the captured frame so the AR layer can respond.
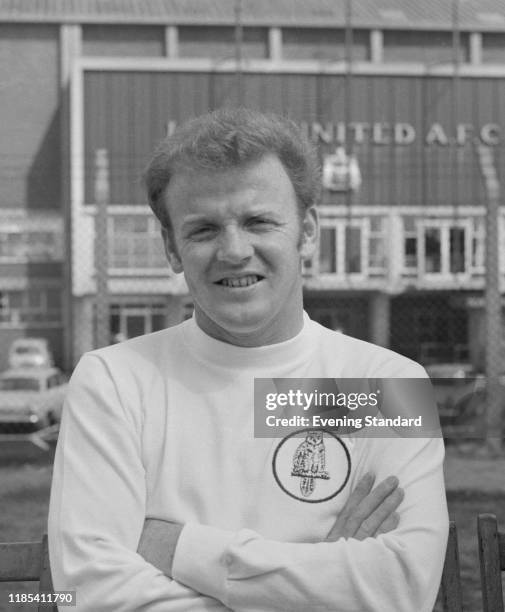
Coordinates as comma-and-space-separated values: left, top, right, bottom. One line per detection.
326, 473, 404, 542
137, 518, 183, 577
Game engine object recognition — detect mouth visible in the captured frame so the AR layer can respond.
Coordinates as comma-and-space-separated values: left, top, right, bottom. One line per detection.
215, 274, 264, 288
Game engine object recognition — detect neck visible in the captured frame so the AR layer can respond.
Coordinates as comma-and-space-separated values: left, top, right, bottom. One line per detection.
194, 306, 305, 348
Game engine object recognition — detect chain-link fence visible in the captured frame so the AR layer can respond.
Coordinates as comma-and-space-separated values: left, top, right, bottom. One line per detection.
74, 143, 505, 364
63, 131, 503, 443
1, 70, 504, 444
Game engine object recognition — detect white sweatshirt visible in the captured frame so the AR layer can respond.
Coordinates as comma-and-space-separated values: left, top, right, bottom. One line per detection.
48, 315, 448, 612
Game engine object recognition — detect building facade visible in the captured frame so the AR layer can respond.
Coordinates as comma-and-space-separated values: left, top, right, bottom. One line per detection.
1, 0, 505, 369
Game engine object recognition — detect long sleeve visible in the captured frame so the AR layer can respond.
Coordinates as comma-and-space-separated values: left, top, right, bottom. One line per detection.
48, 354, 229, 612
172, 436, 448, 612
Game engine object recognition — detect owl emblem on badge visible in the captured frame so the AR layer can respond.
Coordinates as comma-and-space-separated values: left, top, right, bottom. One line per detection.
291, 431, 330, 497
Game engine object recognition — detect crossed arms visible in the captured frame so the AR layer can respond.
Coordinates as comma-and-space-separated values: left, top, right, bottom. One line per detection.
139, 472, 404, 576
48, 355, 448, 612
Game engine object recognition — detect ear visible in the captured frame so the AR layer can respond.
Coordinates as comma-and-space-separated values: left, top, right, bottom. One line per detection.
161, 227, 184, 273
299, 206, 319, 260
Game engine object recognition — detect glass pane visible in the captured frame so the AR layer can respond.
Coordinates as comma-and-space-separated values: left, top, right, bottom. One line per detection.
2, 234, 24, 257
472, 220, 484, 268
370, 216, 384, 232
9, 292, 23, 308
151, 238, 167, 267
132, 239, 149, 266
179, 26, 268, 59
319, 228, 336, 273
345, 227, 361, 274
424, 228, 441, 273
131, 217, 148, 232
46, 289, 61, 309
450, 227, 466, 273
27, 290, 43, 308
369, 237, 385, 269
26, 232, 55, 260
113, 217, 130, 232
404, 237, 417, 268
403, 216, 416, 232
152, 314, 166, 332
126, 315, 146, 339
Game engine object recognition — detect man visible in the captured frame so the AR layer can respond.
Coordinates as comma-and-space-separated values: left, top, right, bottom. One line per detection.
49, 108, 448, 611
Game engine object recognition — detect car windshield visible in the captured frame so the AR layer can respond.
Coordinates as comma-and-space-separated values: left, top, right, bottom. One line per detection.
0, 377, 40, 391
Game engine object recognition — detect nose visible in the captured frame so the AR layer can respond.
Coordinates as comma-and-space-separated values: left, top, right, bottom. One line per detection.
216, 225, 253, 263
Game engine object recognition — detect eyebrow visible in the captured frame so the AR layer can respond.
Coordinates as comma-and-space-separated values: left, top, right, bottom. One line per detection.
181, 208, 280, 228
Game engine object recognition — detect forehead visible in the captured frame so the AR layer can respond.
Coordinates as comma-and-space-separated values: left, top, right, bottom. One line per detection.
164, 154, 297, 219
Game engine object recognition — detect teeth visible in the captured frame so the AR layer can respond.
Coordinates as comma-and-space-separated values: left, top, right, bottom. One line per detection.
221, 275, 259, 287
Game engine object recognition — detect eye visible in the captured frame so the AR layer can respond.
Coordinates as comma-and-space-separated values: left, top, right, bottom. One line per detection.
246, 216, 275, 229
187, 225, 217, 240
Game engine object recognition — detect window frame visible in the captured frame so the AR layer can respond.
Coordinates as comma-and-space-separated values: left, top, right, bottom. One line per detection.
411, 218, 473, 279
108, 214, 168, 274
0, 289, 62, 329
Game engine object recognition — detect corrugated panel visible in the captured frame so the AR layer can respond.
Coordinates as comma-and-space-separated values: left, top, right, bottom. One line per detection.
83, 70, 502, 210
2, 0, 505, 29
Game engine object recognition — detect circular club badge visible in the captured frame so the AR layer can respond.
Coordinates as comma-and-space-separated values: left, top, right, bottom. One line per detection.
272, 429, 351, 503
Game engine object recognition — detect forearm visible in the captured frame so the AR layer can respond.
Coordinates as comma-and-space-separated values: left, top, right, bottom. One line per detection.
48, 354, 230, 612
170, 517, 447, 612
137, 519, 184, 578
146, 437, 447, 612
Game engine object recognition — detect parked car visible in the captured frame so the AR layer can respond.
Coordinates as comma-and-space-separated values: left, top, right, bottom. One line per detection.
425, 362, 487, 438
0, 367, 67, 434
8, 338, 54, 369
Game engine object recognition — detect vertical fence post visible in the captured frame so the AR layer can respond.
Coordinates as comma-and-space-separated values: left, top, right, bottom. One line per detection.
477, 145, 503, 456
94, 148, 110, 349
234, 0, 243, 105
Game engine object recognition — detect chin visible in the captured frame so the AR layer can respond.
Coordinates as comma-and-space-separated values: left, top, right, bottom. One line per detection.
216, 312, 267, 335
209, 304, 272, 335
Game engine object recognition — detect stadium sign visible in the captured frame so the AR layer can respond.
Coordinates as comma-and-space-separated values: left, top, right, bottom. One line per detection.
167, 120, 501, 146
300, 121, 501, 147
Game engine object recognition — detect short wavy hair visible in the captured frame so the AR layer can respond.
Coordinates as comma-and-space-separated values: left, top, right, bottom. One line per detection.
143, 108, 321, 231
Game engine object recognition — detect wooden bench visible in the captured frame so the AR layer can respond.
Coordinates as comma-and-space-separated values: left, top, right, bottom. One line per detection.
440, 520, 463, 611
0, 518, 501, 611
0, 534, 57, 612
0, 524, 468, 612
478, 513, 505, 612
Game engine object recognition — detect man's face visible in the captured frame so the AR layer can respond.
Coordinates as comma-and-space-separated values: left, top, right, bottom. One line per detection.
161, 154, 318, 346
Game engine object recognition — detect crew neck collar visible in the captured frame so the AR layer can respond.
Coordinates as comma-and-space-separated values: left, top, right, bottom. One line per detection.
181, 311, 317, 370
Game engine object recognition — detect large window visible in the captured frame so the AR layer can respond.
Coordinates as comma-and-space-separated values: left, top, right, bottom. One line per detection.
0, 289, 61, 327
109, 216, 167, 270
178, 27, 268, 59
0, 230, 62, 261
83, 25, 165, 57
402, 217, 477, 277
383, 30, 469, 63
109, 302, 167, 341
482, 32, 505, 64
317, 218, 385, 277
282, 28, 369, 61
312, 214, 492, 284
